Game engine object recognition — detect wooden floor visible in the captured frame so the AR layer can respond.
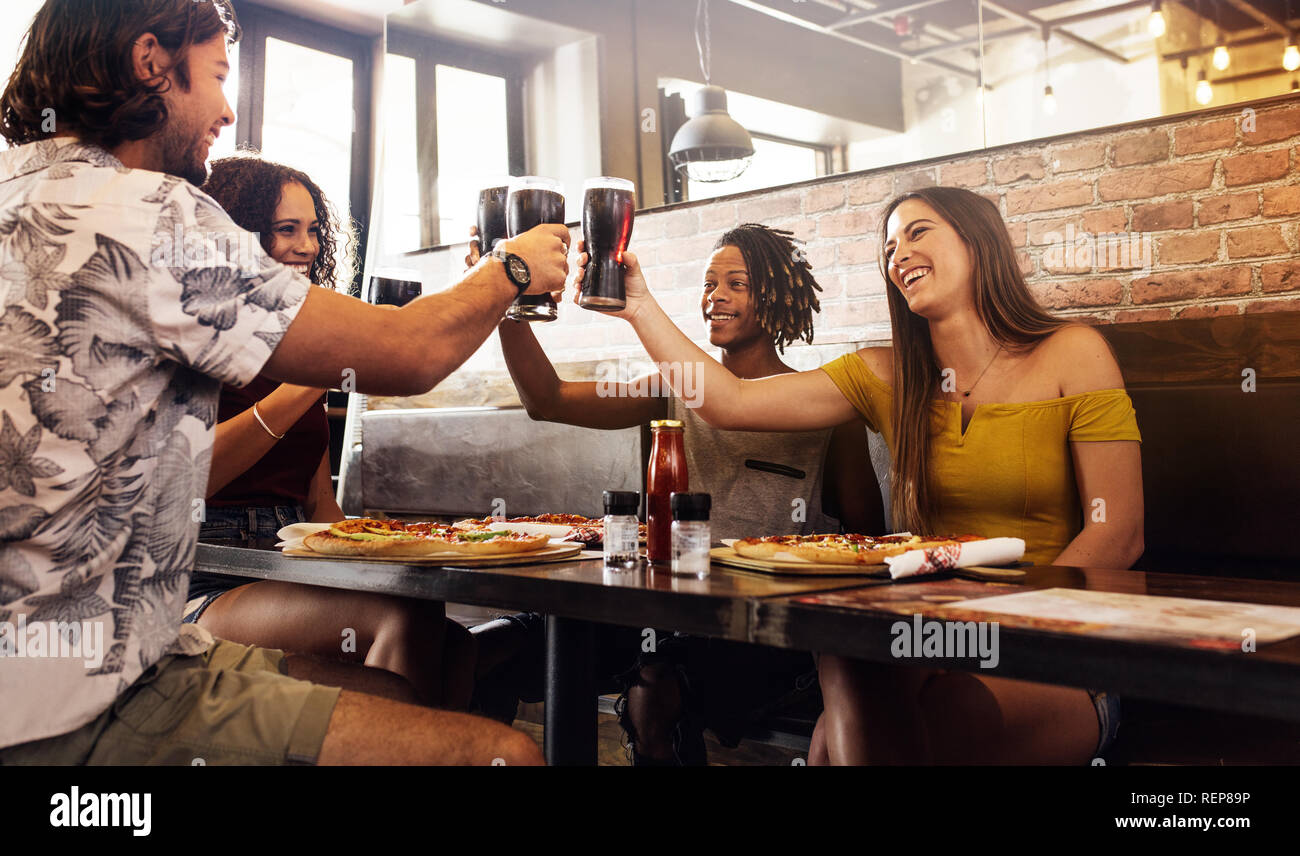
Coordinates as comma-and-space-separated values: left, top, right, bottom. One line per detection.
513, 701, 809, 766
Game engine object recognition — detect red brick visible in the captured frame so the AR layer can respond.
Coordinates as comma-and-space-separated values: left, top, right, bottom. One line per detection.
662, 209, 700, 238
1158, 232, 1220, 264
1174, 118, 1237, 155
1017, 251, 1034, 276
1226, 225, 1287, 259
1040, 242, 1092, 275
1029, 278, 1123, 309
740, 193, 801, 221
816, 273, 845, 300
1006, 179, 1093, 215
1261, 260, 1300, 293
993, 155, 1044, 184
698, 202, 738, 232
1198, 192, 1258, 225
823, 298, 891, 328
803, 184, 845, 214
844, 271, 887, 298
1176, 303, 1241, 320
894, 169, 937, 194
1132, 200, 1193, 231
1222, 149, 1290, 186
1082, 208, 1128, 234
1028, 215, 1076, 245
1097, 161, 1215, 201
1130, 265, 1252, 304
818, 209, 879, 239
1113, 129, 1169, 166
940, 159, 989, 187
1049, 141, 1107, 173
1242, 104, 1300, 146
805, 242, 835, 271
836, 238, 880, 267
846, 175, 893, 205
1113, 308, 1174, 323
1244, 296, 1300, 314
1005, 221, 1027, 247
1262, 185, 1300, 217
655, 233, 719, 265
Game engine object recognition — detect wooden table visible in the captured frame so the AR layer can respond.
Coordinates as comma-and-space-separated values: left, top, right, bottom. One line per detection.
194, 543, 1300, 764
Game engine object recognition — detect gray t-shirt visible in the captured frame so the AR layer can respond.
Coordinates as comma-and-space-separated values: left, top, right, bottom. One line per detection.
668, 396, 840, 540
0, 139, 311, 749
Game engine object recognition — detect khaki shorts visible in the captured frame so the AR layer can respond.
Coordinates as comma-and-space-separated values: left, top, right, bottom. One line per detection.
0, 640, 340, 766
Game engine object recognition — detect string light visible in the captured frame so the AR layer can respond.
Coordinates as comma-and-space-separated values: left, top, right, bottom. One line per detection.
1042, 30, 1056, 115
1195, 69, 1213, 104
1148, 1, 1166, 37
1212, 2, 1229, 70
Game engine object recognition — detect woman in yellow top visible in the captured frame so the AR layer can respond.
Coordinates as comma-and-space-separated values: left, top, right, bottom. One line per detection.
572, 185, 1144, 764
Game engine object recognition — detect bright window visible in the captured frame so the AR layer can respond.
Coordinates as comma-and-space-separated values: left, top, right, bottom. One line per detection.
260, 38, 354, 226
0, 0, 52, 149
687, 136, 822, 202
434, 64, 509, 245
381, 52, 419, 255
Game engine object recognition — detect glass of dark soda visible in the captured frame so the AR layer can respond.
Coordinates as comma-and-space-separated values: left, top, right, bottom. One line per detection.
580, 177, 635, 312
476, 182, 510, 262
505, 176, 566, 323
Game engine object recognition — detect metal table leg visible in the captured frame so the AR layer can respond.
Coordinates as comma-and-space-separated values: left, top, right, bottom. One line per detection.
544, 614, 597, 766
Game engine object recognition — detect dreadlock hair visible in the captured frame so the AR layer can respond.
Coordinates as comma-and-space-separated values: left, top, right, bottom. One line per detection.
714, 223, 822, 353
202, 154, 353, 290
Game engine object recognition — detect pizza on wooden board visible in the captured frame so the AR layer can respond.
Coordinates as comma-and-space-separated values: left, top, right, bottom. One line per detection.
303, 519, 550, 558
733, 533, 987, 565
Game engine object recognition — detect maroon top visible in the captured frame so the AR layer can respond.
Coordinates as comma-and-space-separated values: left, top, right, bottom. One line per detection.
208, 375, 330, 508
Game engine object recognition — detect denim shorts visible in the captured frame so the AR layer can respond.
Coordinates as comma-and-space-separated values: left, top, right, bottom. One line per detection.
184, 505, 307, 624
1090, 689, 1121, 758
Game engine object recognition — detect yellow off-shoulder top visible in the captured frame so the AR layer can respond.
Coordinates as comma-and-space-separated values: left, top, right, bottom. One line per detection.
821, 352, 1142, 566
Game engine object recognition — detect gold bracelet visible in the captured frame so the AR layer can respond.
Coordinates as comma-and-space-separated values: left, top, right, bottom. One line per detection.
252, 402, 286, 440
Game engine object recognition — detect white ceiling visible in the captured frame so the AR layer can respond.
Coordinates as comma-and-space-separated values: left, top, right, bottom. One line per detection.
245, 0, 405, 35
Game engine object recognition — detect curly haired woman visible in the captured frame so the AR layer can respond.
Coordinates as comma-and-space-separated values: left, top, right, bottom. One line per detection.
183, 155, 475, 708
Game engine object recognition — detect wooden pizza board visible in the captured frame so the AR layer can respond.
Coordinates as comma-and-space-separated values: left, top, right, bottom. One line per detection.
708, 548, 1029, 580
282, 543, 584, 568
709, 546, 890, 577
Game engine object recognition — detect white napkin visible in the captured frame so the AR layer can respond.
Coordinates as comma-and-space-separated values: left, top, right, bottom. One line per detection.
885, 537, 1026, 580
276, 522, 334, 551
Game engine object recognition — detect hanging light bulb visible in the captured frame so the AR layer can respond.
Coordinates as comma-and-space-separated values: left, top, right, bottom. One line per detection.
1285, 41, 1300, 72
668, 0, 754, 184
1195, 69, 1212, 105
1212, 45, 1230, 70
1043, 85, 1057, 115
1040, 31, 1055, 116
1148, 1, 1166, 38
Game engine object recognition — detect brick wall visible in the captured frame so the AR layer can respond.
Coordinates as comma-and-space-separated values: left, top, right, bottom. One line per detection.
375, 94, 1299, 410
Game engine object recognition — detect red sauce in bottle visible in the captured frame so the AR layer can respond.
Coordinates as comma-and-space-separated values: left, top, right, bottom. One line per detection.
646, 420, 688, 563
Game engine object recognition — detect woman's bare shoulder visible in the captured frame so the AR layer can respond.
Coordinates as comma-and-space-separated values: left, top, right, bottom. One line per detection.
850, 346, 893, 383
1039, 324, 1125, 395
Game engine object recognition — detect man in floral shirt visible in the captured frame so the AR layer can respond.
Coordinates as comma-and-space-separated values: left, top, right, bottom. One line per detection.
0, 0, 568, 765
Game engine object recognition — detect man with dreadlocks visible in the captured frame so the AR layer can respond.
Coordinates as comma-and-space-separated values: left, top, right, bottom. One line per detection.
471, 223, 883, 764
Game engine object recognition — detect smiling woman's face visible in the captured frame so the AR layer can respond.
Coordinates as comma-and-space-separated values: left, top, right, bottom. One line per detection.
883, 198, 975, 319
267, 181, 320, 280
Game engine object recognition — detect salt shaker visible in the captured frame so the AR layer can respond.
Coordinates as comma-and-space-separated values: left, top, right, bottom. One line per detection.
670, 492, 711, 577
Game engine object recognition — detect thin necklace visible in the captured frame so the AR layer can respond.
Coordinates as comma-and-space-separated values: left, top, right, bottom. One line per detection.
961, 343, 1003, 398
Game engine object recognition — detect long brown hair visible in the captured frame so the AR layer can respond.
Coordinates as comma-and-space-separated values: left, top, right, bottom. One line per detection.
0, 0, 240, 148
203, 156, 352, 289
881, 186, 1069, 533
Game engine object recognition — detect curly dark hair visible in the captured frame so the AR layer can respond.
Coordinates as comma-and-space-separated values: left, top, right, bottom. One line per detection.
202, 155, 352, 289
0, 0, 240, 148
714, 223, 823, 353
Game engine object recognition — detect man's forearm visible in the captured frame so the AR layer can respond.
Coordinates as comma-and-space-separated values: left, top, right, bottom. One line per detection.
401, 258, 519, 391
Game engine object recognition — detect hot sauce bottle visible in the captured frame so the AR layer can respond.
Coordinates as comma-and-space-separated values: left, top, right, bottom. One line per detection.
646, 420, 688, 563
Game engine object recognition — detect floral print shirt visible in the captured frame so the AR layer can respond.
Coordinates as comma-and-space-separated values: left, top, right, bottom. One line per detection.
0, 139, 310, 749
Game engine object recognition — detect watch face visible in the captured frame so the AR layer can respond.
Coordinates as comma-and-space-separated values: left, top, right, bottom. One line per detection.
508, 256, 530, 284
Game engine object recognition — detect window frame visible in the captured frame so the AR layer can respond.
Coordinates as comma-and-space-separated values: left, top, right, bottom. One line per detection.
228, 1, 374, 293
385, 29, 527, 250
